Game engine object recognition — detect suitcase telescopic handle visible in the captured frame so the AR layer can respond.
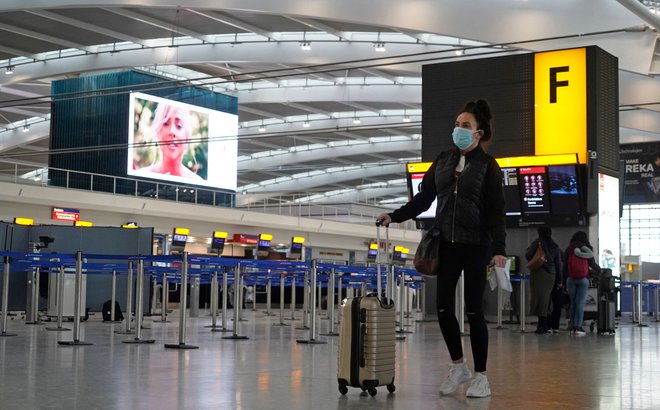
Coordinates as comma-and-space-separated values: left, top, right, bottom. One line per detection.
359, 324, 366, 367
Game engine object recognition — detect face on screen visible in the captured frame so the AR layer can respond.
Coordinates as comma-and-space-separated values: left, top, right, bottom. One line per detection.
154, 105, 192, 164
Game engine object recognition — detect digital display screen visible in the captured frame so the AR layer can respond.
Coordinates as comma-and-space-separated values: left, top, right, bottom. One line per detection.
518, 166, 550, 214
257, 239, 270, 251
548, 165, 581, 214
367, 249, 377, 261
127, 92, 238, 190
290, 242, 303, 253
408, 171, 437, 219
501, 167, 522, 216
211, 237, 225, 250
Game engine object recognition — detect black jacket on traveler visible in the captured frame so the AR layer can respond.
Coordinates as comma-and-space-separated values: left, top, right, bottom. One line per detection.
388, 145, 506, 256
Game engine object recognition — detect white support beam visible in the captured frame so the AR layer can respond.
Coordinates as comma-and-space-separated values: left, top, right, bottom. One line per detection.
0, 22, 97, 53
0, 121, 49, 152
275, 63, 336, 82
358, 68, 398, 83
185, 8, 280, 41
284, 101, 334, 118
239, 105, 287, 121
284, 16, 351, 41
236, 163, 403, 205
239, 139, 419, 170
0, 107, 49, 118
342, 101, 380, 114
26, 10, 152, 47
101, 7, 214, 42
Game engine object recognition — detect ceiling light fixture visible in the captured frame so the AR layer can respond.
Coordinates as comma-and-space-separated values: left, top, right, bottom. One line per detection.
258, 124, 266, 132
5, 66, 13, 75
373, 32, 386, 52
402, 115, 411, 123
455, 49, 465, 56
352, 117, 361, 124
22, 120, 29, 132
373, 42, 386, 52
300, 41, 311, 51
303, 120, 310, 128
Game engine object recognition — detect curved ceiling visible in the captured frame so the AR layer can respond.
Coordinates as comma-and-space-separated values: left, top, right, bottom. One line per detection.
0, 0, 658, 209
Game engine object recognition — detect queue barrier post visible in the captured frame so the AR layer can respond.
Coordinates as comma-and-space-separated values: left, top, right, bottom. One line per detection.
205, 271, 220, 329
46, 265, 70, 332
58, 251, 92, 346
212, 269, 230, 333
0, 256, 17, 337
273, 272, 290, 327
165, 252, 199, 349
297, 260, 326, 345
115, 261, 134, 335
320, 268, 338, 337
395, 269, 410, 340
223, 263, 249, 340
153, 272, 170, 323
124, 259, 155, 344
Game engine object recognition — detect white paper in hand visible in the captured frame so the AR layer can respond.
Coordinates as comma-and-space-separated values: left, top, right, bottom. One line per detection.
494, 259, 513, 292
487, 266, 497, 291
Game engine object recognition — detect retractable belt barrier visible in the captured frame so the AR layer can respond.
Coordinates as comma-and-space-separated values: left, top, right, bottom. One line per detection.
0, 252, 429, 348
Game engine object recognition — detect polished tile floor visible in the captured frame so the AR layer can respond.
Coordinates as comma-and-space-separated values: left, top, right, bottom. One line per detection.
1, 307, 659, 410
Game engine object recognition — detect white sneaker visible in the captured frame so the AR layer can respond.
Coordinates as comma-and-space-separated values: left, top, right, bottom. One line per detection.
466, 372, 491, 398
575, 327, 587, 336
439, 362, 472, 395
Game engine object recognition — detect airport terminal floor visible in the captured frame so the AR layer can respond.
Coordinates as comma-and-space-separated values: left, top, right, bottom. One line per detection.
1, 308, 659, 410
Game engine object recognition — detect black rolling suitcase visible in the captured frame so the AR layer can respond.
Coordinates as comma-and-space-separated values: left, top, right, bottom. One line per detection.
597, 300, 615, 334
337, 295, 396, 396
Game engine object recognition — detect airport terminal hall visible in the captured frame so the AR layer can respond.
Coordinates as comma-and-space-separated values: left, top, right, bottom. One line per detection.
2, 1, 660, 409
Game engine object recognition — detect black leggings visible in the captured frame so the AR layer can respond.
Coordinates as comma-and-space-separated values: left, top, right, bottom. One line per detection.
436, 242, 491, 372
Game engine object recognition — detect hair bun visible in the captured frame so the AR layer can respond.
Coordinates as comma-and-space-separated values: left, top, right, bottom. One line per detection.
475, 99, 492, 121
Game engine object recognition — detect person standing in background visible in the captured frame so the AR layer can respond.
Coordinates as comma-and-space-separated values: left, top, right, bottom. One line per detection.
525, 226, 562, 334
563, 231, 600, 336
377, 99, 506, 398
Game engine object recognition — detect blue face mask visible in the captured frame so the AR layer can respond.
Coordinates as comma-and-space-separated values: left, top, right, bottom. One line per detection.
452, 127, 476, 150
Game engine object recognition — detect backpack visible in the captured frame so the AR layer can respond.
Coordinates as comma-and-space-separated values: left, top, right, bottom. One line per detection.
102, 300, 124, 322
567, 250, 589, 279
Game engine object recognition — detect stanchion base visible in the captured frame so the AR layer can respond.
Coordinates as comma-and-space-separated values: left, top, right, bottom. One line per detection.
114, 330, 134, 334
204, 324, 220, 328
0, 332, 17, 337
320, 332, 339, 337
222, 335, 249, 340
25, 321, 45, 325
263, 313, 277, 317
296, 339, 327, 344
395, 330, 413, 334
637, 324, 649, 327
211, 327, 231, 332
164, 343, 199, 349
415, 319, 436, 323
123, 338, 156, 344
272, 323, 291, 327
493, 326, 508, 330
152, 320, 171, 323
58, 340, 93, 346
102, 320, 122, 323
45, 327, 71, 331
395, 336, 406, 341
296, 326, 310, 330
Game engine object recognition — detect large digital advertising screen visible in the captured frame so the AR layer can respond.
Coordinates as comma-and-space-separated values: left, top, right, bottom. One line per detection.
406, 162, 437, 221
127, 92, 238, 190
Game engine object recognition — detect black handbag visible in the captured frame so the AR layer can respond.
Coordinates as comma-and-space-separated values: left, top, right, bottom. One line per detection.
413, 226, 442, 276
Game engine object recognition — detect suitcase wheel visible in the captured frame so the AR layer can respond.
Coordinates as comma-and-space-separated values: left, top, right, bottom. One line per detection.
387, 384, 396, 393
367, 388, 377, 397
589, 322, 595, 332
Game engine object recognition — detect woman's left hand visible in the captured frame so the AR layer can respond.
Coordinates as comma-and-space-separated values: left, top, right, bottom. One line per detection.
491, 255, 507, 268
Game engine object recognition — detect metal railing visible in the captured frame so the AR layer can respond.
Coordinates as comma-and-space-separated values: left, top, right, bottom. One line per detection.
0, 160, 416, 230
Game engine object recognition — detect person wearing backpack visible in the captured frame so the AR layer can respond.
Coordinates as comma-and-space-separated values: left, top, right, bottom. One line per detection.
525, 226, 562, 334
563, 231, 600, 336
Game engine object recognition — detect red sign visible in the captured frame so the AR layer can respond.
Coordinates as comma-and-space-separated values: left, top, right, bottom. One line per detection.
232, 233, 258, 245
52, 207, 80, 221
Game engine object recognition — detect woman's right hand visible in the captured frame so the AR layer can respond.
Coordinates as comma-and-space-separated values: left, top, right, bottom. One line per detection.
376, 213, 392, 227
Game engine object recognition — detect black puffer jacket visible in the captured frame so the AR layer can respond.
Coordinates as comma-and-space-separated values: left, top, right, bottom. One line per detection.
525, 237, 563, 284
389, 145, 506, 256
